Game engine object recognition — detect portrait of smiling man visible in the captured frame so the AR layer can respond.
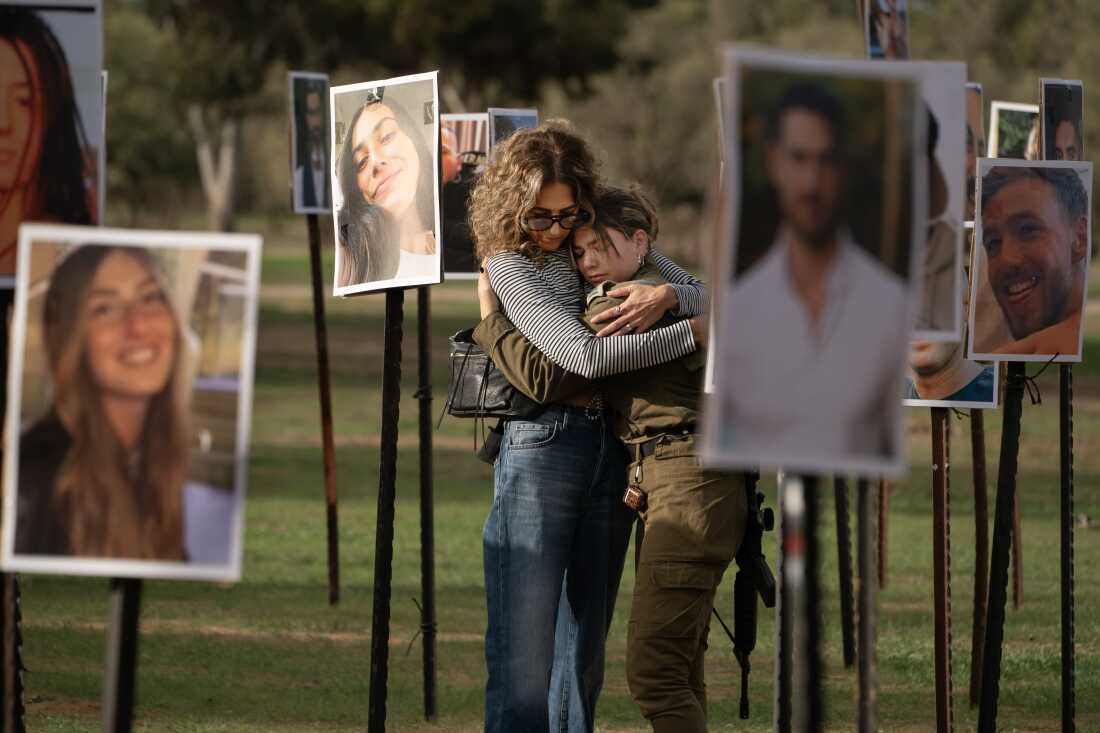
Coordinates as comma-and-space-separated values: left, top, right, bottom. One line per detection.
970, 159, 1093, 361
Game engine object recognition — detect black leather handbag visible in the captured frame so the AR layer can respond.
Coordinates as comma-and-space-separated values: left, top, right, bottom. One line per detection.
443, 328, 541, 419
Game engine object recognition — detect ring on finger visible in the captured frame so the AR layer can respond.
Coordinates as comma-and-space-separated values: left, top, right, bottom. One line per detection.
624, 322, 635, 333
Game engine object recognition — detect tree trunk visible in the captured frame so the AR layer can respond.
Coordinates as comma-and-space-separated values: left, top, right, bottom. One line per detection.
188, 105, 238, 232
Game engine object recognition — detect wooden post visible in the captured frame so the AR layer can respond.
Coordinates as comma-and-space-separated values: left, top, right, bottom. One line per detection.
102, 579, 142, 733
834, 477, 856, 668
367, 290, 404, 733
0, 288, 24, 733
306, 214, 340, 605
1059, 365, 1076, 732
969, 409, 989, 707
931, 408, 955, 733
878, 479, 888, 588
857, 478, 878, 733
415, 287, 437, 721
978, 362, 1025, 733
1011, 493, 1023, 609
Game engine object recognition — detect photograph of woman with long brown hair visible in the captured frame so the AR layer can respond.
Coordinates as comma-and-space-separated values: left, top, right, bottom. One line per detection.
331, 72, 440, 294
0, 4, 102, 277
469, 121, 707, 733
3, 226, 260, 580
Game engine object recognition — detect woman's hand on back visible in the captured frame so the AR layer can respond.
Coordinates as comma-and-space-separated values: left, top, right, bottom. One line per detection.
478, 269, 501, 318
590, 282, 677, 337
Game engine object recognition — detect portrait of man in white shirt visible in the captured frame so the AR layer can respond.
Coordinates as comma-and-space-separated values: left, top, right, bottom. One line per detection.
705, 62, 925, 478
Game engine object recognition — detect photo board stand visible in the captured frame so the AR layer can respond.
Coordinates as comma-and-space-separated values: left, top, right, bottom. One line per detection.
1058, 365, 1076, 731
977, 361, 1025, 732
774, 476, 792, 733
930, 407, 955, 733
305, 214, 341, 605
368, 290, 403, 733
969, 409, 989, 707
878, 479, 888, 588
102, 578, 142, 733
0, 287, 26, 733
834, 478, 856, 668
857, 477, 878, 733
778, 475, 823, 732
415, 286, 437, 721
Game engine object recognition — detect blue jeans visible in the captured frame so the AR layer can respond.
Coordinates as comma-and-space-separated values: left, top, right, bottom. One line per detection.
483, 405, 633, 733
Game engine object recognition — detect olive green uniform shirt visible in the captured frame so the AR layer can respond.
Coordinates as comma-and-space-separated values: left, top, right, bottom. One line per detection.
472, 263, 705, 444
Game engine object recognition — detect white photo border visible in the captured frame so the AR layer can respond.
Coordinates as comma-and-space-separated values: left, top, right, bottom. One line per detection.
0, 223, 262, 582
329, 70, 442, 296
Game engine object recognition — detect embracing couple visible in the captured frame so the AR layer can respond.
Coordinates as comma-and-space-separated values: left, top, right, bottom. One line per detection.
469, 120, 747, 733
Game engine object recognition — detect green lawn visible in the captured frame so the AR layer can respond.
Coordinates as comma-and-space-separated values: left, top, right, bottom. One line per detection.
18, 218, 1100, 731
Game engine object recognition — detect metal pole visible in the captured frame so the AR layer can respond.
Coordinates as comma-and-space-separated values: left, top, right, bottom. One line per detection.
415, 287, 437, 721
978, 361, 1026, 733
102, 579, 142, 733
857, 478, 878, 733
775, 473, 792, 733
0, 288, 24, 733
1011, 491, 1023, 609
306, 214, 340, 606
931, 407, 955, 733
803, 477, 823, 732
834, 477, 856, 668
878, 479, 888, 589
1059, 365, 1075, 732
969, 409, 989, 707
368, 290, 404, 733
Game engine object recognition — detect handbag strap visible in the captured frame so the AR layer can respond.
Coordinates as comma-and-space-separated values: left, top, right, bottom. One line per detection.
438, 343, 472, 429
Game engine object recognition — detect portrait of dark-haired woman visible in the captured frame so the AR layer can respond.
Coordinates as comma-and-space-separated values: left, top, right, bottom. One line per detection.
0, 8, 96, 273
335, 88, 437, 288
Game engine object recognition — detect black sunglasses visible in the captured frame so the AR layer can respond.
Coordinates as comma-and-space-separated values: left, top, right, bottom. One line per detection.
524, 208, 591, 232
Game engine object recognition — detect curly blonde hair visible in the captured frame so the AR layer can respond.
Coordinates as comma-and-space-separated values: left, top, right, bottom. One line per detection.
469, 120, 600, 262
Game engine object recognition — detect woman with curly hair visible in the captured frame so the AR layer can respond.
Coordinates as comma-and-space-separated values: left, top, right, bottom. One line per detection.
470, 121, 707, 733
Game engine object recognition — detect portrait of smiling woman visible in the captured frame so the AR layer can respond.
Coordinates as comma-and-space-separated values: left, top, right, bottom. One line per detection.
331, 72, 440, 293
4, 226, 261, 580
15, 245, 191, 560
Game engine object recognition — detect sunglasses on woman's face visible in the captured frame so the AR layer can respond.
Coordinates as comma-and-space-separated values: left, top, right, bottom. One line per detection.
524, 208, 591, 231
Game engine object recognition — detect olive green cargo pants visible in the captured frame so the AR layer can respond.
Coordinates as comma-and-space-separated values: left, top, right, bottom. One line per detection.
626, 434, 746, 733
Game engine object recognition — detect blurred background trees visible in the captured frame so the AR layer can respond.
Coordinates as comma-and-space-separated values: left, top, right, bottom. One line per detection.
103, 0, 1100, 264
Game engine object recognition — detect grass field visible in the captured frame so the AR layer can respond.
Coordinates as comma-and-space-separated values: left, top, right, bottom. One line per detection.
19, 216, 1100, 732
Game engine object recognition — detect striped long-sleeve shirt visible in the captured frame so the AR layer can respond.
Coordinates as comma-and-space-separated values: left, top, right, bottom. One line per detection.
483, 247, 706, 380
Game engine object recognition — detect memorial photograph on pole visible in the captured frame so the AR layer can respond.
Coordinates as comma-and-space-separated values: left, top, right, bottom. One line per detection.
701, 47, 927, 478
487, 107, 538, 155
988, 101, 1040, 159
911, 61, 966, 341
966, 82, 985, 225
865, 0, 909, 60
969, 159, 1092, 362
1041, 78, 1084, 162
0, 224, 261, 582
440, 112, 488, 277
287, 71, 331, 214
0, 0, 104, 286
330, 71, 441, 296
